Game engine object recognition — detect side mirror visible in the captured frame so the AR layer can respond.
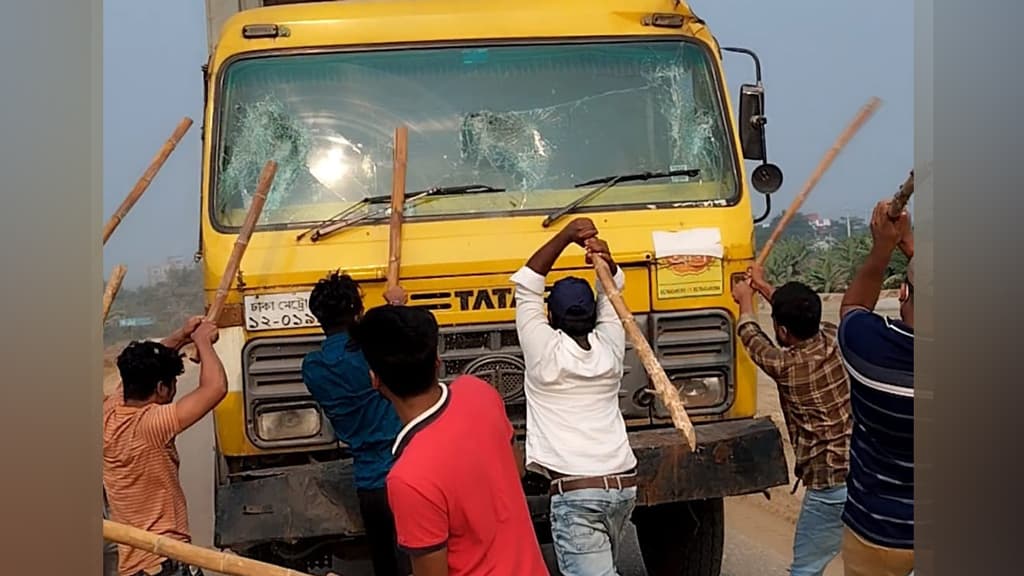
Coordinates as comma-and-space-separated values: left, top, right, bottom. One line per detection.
738, 83, 767, 161
737, 85, 783, 194
721, 46, 784, 198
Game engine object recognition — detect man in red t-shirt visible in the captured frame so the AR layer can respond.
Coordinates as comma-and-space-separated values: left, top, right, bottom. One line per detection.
352, 305, 549, 576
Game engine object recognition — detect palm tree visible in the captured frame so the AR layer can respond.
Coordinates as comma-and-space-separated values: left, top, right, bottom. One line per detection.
806, 250, 845, 293
764, 237, 813, 286
884, 248, 909, 288
832, 235, 871, 288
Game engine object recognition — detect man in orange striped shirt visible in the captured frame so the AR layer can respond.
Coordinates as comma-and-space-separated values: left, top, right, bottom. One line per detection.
103, 317, 226, 576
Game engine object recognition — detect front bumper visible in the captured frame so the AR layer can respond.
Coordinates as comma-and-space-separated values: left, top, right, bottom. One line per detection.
215, 416, 789, 549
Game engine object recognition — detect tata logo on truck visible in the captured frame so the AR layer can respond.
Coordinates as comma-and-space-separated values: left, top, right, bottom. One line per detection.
453, 287, 515, 311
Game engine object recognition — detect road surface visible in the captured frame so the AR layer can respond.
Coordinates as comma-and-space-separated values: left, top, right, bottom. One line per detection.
111, 296, 897, 574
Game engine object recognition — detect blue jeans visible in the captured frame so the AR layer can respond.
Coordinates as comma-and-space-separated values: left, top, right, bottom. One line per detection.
550, 486, 637, 576
791, 484, 847, 576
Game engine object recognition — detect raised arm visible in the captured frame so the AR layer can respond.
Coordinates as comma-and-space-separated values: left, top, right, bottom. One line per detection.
585, 238, 626, 357
732, 278, 789, 380
159, 315, 203, 351
173, 320, 228, 431
748, 263, 775, 301
513, 218, 600, 362
841, 200, 911, 319
525, 217, 598, 276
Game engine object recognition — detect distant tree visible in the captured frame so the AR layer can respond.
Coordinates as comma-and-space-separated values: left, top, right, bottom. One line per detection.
832, 235, 871, 288
756, 212, 818, 249
806, 250, 845, 293
884, 248, 909, 289
104, 264, 204, 344
764, 237, 813, 286
760, 228, 909, 294
827, 216, 867, 239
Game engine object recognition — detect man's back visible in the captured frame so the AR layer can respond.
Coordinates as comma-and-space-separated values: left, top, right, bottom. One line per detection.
302, 332, 402, 490
103, 392, 189, 576
838, 308, 914, 549
386, 375, 547, 576
511, 265, 637, 477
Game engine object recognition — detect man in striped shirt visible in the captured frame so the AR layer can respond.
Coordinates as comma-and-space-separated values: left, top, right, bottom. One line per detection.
837, 200, 914, 576
104, 317, 227, 576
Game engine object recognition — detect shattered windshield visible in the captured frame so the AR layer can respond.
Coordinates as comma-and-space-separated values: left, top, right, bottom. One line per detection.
213, 40, 738, 228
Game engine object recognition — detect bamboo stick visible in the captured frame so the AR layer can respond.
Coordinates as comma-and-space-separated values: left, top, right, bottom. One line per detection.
592, 256, 697, 452
103, 520, 315, 576
183, 160, 277, 361
888, 170, 915, 218
102, 265, 127, 324
387, 126, 409, 289
103, 117, 194, 245
755, 97, 882, 267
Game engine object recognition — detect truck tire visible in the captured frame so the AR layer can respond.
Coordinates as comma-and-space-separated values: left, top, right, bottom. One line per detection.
633, 498, 725, 576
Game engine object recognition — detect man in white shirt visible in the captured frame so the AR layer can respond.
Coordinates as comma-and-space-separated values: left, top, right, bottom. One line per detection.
510, 217, 638, 576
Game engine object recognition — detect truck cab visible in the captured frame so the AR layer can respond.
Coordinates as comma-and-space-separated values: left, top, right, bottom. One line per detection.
200, 1, 789, 574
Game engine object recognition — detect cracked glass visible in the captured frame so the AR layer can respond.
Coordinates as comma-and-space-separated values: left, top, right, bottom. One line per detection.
213, 40, 738, 228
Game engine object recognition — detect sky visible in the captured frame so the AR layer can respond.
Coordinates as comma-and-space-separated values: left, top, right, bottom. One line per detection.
103, 0, 912, 286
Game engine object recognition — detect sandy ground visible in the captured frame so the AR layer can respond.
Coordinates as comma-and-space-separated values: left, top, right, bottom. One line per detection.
105, 295, 900, 575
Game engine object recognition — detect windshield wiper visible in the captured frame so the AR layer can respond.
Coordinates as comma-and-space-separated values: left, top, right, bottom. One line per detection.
541, 168, 701, 228
296, 194, 391, 242
301, 183, 506, 243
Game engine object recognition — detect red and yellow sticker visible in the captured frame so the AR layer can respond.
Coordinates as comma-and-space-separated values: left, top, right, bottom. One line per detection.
655, 254, 724, 299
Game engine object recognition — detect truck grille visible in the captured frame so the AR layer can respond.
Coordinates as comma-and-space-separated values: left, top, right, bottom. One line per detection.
437, 324, 527, 422
241, 310, 735, 448
650, 310, 735, 417
242, 336, 336, 450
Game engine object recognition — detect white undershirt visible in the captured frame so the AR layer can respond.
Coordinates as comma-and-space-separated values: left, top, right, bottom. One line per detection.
510, 266, 638, 477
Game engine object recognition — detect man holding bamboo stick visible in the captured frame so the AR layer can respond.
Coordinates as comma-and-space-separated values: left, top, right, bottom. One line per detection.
510, 217, 637, 576
732, 269, 851, 576
836, 200, 915, 576
103, 317, 226, 576
301, 271, 411, 576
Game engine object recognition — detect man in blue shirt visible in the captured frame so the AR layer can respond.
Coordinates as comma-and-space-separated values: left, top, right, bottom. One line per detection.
837, 200, 914, 576
302, 271, 410, 576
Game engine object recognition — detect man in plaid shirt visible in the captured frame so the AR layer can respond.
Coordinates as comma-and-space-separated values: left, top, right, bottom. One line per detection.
732, 266, 852, 576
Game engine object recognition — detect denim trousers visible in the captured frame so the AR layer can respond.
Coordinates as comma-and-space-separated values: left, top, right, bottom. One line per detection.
550, 486, 637, 576
791, 484, 848, 576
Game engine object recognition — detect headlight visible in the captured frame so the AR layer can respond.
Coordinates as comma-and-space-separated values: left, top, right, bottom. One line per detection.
671, 373, 727, 409
254, 403, 322, 442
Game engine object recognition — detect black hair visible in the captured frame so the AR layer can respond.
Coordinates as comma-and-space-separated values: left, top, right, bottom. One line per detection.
352, 305, 439, 399
117, 341, 185, 401
770, 282, 822, 341
308, 271, 364, 332
551, 309, 597, 338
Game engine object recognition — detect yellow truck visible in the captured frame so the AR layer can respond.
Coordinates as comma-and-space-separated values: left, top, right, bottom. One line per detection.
200, 1, 789, 573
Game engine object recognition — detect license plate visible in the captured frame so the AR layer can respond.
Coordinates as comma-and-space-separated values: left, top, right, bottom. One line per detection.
243, 292, 319, 332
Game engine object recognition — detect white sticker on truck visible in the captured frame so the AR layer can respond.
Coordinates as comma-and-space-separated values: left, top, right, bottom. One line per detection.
243, 292, 319, 332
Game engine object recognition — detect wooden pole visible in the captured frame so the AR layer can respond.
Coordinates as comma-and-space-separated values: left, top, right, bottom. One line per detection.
592, 257, 697, 452
182, 160, 277, 361
755, 97, 882, 267
387, 126, 409, 289
103, 520, 315, 576
102, 265, 127, 324
888, 170, 915, 218
103, 117, 194, 245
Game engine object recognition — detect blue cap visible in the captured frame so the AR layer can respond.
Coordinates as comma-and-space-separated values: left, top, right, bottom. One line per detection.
548, 277, 596, 319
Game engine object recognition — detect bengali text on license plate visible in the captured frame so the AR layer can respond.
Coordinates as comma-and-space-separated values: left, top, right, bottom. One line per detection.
243, 292, 319, 331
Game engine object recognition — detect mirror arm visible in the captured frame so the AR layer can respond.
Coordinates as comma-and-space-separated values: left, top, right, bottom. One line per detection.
753, 191, 771, 223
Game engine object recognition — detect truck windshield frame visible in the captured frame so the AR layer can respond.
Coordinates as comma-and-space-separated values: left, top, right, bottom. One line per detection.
207, 36, 742, 233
